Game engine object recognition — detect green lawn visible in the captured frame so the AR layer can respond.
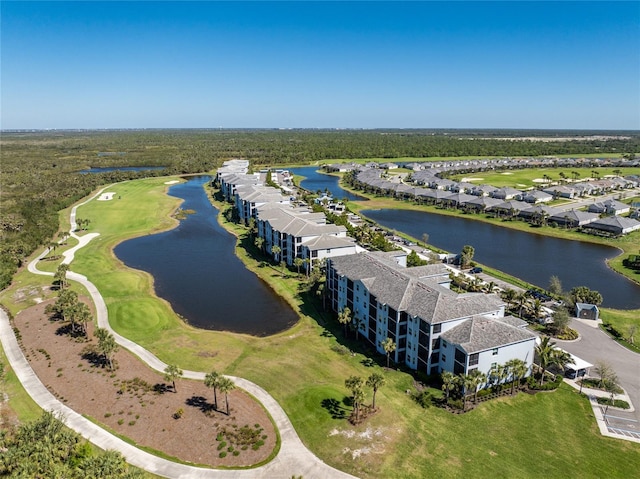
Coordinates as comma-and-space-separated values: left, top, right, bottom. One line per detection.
1, 176, 638, 478
449, 167, 640, 189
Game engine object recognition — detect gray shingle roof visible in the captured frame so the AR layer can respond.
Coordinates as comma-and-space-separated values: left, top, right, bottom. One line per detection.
329, 253, 503, 324
441, 316, 536, 354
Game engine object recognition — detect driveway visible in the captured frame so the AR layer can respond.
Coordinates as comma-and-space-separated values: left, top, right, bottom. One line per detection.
555, 318, 640, 435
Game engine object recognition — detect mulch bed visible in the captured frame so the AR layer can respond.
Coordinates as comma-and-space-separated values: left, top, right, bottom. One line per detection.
13, 298, 276, 468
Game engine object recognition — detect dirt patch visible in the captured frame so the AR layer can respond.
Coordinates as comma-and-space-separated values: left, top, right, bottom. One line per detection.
13, 300, 276, 468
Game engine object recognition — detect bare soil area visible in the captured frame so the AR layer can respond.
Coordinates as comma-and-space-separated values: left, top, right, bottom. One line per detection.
13, 299, 276, 468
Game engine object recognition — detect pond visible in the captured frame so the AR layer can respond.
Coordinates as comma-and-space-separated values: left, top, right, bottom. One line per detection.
114, 176, 299, 336
362, 208, 640, 309
287, 166, 367, 201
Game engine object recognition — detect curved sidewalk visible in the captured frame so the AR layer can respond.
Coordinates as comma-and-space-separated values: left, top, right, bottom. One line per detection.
3, 185, 357, 479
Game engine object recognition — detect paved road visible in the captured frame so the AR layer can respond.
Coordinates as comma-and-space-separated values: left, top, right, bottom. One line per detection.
556, 318, 640, 433
2, 184, 358, 479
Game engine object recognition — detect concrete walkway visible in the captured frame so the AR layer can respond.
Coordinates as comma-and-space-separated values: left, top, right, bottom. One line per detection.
2, 185, 358, 479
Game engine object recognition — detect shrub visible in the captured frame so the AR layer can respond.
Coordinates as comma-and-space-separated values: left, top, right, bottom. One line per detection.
596, 397, 630, 409
413, 390, 433, 408
173, 408, 184, 419
219, 451, 227, 458
117, 419, 124, 425
217, 441, 227, 451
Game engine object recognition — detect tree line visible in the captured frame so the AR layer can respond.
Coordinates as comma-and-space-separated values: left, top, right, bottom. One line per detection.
2, 129, 639, 290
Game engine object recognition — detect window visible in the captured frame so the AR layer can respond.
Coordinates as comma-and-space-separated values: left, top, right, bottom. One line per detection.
433, 324, 442, 334
469, 353, 479, 366
442, 340, 448, 349
492, 348, 498, 356
441, 354, 446, 362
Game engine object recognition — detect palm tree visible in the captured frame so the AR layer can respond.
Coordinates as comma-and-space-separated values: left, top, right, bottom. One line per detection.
366, 372, 385, 410
271, 244, 282, 263
353, 316, 366, 341
204, 371, 221, 410
530, 299, 543, 322
338, 307, 351, 338
505, 358, 528, 394
468, 369, 486, 403
381, 337, 396, 368
515, 292, 528, 318
54, 263, 69, 289
535, 336, 574, 384
164, 364, 183, 393
501, 288, 517, 311
460, 374, 476, 409
69, 301, 91, 336
247, 217, 257, 237
441, 370, 456, 401
293, 257, 304, 277
345, 375, 365, 421
95, 328, 119, 370
217, 376, 236, 415
254, 236, 264, 252
488, 363, 508, 392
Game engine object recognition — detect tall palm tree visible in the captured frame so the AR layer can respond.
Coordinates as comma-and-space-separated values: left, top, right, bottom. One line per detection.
381, 337, 396, 368
468, 369, 486, 403
345, 375, 365, 421
338, 307, 352, 338
501, 288, 517, 311
254, 236, 265, 252
204, 371, 221, 410
535, 336, 574, 384
460, 374, 476, 410
441, 371, 456, 401
505, 358, 528, 394
217, 376, 236, 415
271, 244, 282, 262
366, 372, 385, 410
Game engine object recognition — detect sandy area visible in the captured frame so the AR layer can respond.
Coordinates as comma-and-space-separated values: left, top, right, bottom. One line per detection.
97, 192, 116, 201
460, 177, 483, 182
164, 180, 180, 185
14, 300, 276, 467
532, 178, 548, 183
501, 172, 513, 175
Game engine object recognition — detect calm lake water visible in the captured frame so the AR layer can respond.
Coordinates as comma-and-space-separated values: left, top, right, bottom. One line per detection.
363, 208, 640, 309
286, 166, 639, 309
288, 166, 367, 201
114, 176, 298, 335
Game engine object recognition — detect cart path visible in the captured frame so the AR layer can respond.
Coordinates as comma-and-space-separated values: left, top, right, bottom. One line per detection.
4, 185, 357, 479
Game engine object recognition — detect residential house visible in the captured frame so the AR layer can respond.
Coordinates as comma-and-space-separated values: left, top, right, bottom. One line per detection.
585, 216, 640, 235
587, 199, 631, 216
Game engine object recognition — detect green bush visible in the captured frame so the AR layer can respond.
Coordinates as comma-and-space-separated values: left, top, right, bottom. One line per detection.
219, 451, 227, 458
413, 390, 433, 408
596, 397, 630, 409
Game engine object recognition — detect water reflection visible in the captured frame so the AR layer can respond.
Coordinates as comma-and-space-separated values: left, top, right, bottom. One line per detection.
363, 208, 640, 309
114, 176, 299, 335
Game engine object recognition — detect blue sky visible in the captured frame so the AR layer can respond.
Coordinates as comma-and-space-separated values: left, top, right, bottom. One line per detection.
2, 1, 639, 129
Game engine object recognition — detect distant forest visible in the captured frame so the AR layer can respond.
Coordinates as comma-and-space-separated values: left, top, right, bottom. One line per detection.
1, 128, 639, 290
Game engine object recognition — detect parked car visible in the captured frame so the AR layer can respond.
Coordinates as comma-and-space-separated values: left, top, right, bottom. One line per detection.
470, 267, 483, 274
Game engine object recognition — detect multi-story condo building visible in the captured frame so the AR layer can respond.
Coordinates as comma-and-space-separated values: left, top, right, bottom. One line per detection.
327, 251, 536, 380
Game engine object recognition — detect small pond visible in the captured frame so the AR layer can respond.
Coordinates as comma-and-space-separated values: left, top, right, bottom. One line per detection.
287, 166, 367, 201
114, 176, 299, 335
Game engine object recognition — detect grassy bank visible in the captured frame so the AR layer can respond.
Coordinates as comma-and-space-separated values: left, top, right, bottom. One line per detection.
1, 176, 638, 478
